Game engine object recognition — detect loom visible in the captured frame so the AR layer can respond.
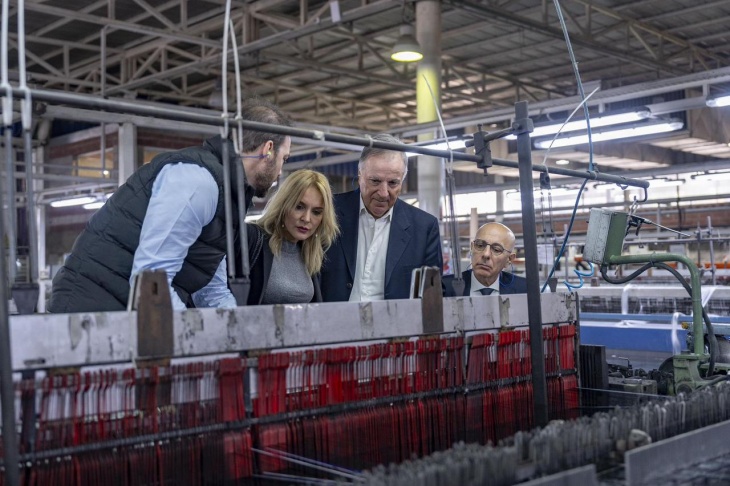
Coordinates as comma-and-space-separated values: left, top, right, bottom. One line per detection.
0, 270, 586, 485
2, 271, 730, 486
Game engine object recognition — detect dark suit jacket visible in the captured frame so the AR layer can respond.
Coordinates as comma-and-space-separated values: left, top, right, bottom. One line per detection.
442, 269, 528, 297
243, 224, 322, 305
320, 190, 443, 301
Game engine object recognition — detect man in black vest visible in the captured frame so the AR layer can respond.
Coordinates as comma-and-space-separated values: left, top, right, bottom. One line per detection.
48, 98, 292, 313
443, 222, 527, 296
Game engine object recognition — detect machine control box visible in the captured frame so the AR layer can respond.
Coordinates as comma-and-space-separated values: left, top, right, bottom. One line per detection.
583, 209, 629, 265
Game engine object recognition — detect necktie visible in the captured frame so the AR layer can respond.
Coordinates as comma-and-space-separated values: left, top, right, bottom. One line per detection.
479, 288, 494, 295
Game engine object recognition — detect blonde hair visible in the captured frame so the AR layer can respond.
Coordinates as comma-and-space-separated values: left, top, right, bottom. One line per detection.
256, 169, 339, 275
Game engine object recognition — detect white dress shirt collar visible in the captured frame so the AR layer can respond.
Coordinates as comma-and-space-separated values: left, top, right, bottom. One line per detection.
470, 271, 499, 296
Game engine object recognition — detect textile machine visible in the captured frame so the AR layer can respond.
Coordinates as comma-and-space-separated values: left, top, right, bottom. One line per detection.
2, 271, 730, 485
0, 271, 584, 485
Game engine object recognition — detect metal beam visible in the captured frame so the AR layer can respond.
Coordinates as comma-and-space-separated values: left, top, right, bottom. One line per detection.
102, 0, 400, 95
19, 2, 221, 48
445, 0, 687, 76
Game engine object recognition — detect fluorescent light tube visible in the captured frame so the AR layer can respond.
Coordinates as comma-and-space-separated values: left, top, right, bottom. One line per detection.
650, 178, 684, 187
83, 201, 105, 210
50, 196, 97, 208
507, 109, 651, 139
406, 139, 467, 158
534, 121, 683, 149
706, 94, 730, 108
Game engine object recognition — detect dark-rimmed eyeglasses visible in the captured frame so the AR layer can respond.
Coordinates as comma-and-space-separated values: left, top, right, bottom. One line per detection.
471, 239, 510, 256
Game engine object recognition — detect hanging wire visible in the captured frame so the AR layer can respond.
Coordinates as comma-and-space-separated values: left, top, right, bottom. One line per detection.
252, 447, 364, 481
540, 178, 592, 293
538, 0, 605, 292
564, 261, 594, 292
422, 74, 463, 280
229, 19, 245, 155
552, 0, 594, 172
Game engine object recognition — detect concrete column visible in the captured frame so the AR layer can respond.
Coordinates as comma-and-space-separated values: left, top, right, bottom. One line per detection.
494, 175, 504, 222
416, 0, 442, 218
469, 207, 479, 241
117, 122, 138, 185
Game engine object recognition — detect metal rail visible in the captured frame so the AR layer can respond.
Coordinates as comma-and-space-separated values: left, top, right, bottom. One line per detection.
6, 292, 576, 371
0, 86, 651, 191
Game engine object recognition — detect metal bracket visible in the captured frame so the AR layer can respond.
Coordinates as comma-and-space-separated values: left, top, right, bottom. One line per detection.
130, 270, 173, 361
11, 282, 39, 315
419, 266, 444, 334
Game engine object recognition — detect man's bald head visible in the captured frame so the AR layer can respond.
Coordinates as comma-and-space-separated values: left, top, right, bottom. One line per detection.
470, 222, 517, 287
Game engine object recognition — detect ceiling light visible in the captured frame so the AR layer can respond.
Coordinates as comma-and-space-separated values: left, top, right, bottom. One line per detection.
506, 108, 651, 139
650, 178, 685, 187
405, 139, 467, 158
533, 120, 683, 149
555, 159, 570, 165
83, 201, 105, 210
50, 196, 97, 208
706, 94, 730, 108
391, 25, 423, 63
690, 171, 730, 182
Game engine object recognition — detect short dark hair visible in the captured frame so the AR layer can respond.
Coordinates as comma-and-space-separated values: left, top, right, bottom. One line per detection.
358, 133, 408, 178
239, 96, 292, 154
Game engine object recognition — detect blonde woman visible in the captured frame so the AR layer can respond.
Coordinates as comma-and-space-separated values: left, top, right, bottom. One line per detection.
244, 169, 339, 305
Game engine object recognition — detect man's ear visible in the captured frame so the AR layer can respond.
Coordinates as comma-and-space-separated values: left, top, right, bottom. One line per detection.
264, 140, 274, 156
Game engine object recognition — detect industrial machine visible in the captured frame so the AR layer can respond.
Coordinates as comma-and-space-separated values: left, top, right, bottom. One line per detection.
582, 207, 730, 395
2, 270, 730, 485
0, 271, 582, 484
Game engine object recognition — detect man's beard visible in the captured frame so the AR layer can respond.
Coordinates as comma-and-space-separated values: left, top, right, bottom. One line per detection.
253, 159, 278, 197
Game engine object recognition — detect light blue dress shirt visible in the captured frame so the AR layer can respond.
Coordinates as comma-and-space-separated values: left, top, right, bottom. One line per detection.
130, 163, 237, 310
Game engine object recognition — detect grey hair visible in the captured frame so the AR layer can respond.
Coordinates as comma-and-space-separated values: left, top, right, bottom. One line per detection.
358, 133, 409, 179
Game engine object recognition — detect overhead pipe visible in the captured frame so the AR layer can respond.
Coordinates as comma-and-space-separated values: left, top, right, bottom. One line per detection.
0, 85, 653, 193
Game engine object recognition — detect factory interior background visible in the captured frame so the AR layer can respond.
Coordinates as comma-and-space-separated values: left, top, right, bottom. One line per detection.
2, 0, 730, 485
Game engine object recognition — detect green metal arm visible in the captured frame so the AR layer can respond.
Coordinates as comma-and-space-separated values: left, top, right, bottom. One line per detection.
608, 253, 704, 356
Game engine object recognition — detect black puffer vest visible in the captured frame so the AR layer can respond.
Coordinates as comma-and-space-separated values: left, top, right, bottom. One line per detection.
48, 136, 249, 313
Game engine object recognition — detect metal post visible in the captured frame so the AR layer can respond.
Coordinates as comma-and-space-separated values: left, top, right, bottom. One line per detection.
708, 216, 716, 286
23, 127, 37, 284
3, 131, 16, 283
515, 100, 548, 427
0, 150, 20, 486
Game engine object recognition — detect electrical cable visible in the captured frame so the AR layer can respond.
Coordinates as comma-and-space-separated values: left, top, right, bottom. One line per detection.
564, 261, 594, 292
537, 0, 604, 292
653, 262, 719, 377
540, 178, 589, 293
228, 19, 244, 155
422, 74, 464, 283
220, 0, 235, 280
552, 0, 594, 172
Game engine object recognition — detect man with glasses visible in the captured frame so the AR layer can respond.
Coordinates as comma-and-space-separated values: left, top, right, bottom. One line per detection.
443, 222, 527, 297
320, 133, 442, 301
49, 97, 292, 313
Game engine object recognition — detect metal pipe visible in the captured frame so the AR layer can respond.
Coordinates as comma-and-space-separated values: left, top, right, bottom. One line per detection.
222, 140, 236, 279
3, 132, 16, 282
23, 131, 37, 283
708, 216, 716, 286
515, 100, 548, 428
0, 10, 19, 486
0, 86, 652, 191
100, 26, 108, 178
608, 252, 704, 356
17, 0, 37, 285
